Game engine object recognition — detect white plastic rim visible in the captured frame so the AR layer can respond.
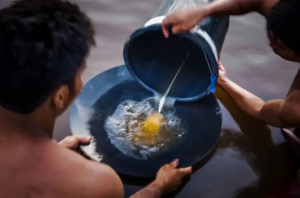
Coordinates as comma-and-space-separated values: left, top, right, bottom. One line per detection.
144, 16, 166, 27
144, 16, 218, 62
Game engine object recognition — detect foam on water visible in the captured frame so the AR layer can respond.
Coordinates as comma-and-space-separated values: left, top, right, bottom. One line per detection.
104, 97, 186, 160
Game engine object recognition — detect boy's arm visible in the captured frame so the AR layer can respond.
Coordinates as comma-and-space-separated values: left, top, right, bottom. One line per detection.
201, 0, 277, 17
130, 160, 192, 198
162, 0, 278, 37
217, 61, 300, 128
218, 78, 300, 128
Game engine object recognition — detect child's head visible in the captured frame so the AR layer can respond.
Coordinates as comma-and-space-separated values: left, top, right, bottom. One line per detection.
0, 0, 95, 116
267, 0, 300, 62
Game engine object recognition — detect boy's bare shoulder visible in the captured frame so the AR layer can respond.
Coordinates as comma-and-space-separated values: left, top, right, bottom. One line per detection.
50, 145, 124, 198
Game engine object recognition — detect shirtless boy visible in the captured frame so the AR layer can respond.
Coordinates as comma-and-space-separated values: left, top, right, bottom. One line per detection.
0, 1, 192, 198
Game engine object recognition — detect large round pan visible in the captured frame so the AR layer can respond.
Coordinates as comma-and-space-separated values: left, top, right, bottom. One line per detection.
70, 65, 222, 177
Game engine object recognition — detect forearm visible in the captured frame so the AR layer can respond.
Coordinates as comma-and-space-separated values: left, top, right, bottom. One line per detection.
219, 79, 265, 118
130, 182, 164, 198
218, 79, 293, 128
199, 0, 264, 17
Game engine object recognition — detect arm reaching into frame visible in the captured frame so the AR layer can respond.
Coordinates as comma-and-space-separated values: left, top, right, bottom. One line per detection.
161, 0, 278, 37
217, 61, 300, 128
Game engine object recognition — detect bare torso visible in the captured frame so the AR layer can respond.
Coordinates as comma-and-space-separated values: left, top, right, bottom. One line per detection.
0, 128, 123, 198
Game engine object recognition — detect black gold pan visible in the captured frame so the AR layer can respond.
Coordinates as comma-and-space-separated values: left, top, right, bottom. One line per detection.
70, 65, 222, 177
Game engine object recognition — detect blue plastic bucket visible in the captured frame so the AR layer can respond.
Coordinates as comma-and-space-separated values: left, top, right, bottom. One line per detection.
123, 0, 229, 102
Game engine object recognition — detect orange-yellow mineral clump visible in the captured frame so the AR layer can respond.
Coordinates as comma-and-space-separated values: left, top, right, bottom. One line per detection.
141, 113, 164, 136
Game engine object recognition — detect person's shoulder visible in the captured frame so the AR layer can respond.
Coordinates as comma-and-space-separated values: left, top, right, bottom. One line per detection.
82, 160, 124, 198
53, 146, 124, 198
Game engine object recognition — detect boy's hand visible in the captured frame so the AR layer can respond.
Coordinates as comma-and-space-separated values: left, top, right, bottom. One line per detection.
58, 135, 92, 150
151, 159, 192, 193
217, 60, 229, 86
162, 7, 208, 38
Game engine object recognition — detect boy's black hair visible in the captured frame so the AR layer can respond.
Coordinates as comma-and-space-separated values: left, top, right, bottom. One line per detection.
0, 0, 95, 114
267, 0, 300, 54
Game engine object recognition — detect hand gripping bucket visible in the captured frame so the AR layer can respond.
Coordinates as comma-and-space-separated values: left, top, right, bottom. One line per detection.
124, 0, 229, 102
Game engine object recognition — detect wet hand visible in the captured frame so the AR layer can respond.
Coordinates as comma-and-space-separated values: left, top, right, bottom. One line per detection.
217, 60, 228, 85
58, 135, 92, 150
152, 159, 192, 193
162, 7, 208, 38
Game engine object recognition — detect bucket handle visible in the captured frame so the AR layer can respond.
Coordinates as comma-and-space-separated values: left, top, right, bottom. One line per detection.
210, 75, 216, 93
200, 45, 216, 93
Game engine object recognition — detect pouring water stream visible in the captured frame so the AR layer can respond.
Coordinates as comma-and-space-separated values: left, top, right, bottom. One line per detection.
158, 53, 189, 113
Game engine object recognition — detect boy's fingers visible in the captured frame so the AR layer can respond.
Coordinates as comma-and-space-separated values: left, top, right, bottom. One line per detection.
170, 159, 179, 168
179, 167, 192, 175
78, 136, 92, 143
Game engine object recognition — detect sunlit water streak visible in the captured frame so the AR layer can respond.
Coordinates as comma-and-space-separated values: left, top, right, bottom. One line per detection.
158, 53, 189, 113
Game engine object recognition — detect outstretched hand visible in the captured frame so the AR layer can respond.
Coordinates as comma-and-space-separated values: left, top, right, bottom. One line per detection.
130, 159, 192, 198
152, 159, 192, 193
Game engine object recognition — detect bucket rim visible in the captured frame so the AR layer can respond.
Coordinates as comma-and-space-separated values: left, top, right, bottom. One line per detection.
123, 23, 218, 102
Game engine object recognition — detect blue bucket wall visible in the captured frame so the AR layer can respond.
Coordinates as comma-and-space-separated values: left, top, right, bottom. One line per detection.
124, 0, 229, 102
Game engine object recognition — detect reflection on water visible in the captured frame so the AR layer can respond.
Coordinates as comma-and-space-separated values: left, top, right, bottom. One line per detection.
211, 88, 298, 198
104, 97, 186, 160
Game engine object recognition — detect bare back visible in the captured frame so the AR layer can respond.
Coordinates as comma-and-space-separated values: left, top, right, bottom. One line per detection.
0, 132, 123, 198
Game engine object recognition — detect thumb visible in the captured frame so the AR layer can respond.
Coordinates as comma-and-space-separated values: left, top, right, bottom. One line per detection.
60, 136, 92, 149
179, 167, 192, 175
77, 136, 92, 144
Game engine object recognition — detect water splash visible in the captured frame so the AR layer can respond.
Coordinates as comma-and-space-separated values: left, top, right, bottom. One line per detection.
104, 97, 186, 160
73, 100, 103, 162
